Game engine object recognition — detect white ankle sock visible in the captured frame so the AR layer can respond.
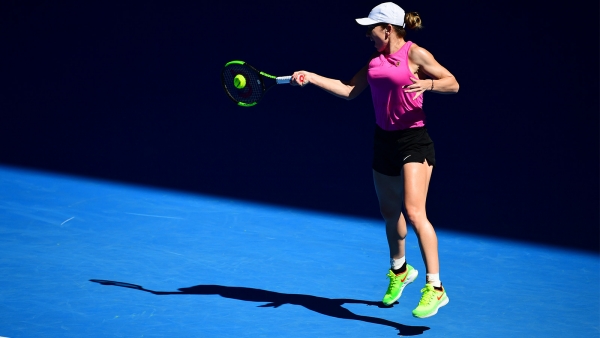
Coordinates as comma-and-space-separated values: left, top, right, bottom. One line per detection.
390, 257, 406, 270
426, 273, 441, 287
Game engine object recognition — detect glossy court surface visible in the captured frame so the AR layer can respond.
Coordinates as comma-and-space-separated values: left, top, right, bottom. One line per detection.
0, 165, 598, 337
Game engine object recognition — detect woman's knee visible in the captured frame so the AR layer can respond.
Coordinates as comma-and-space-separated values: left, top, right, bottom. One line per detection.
379, 203, 401, 222
404, 206, 428, 227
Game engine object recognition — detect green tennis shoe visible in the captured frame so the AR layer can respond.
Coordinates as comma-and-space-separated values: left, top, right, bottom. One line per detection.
382, 264, 418, 306
412, 283, 449, 318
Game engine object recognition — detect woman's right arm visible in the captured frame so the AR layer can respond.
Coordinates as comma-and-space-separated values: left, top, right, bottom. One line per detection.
290, 63, 369, 101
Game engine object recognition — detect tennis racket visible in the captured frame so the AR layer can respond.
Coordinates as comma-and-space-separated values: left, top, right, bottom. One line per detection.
221, 60, 304, 107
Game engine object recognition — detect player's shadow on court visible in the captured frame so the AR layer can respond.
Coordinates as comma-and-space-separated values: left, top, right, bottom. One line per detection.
90, 279, 429, 336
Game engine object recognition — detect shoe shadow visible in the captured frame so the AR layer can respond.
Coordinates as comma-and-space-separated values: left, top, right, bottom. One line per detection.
90, 279, 429, 336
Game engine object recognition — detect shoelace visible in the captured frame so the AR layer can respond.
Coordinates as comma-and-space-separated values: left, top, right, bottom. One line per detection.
418, 285, 436, 305
386, 271, 400, 292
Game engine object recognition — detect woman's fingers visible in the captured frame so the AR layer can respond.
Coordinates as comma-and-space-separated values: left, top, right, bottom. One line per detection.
291, 72, 309, 87
403, 78, 427, 100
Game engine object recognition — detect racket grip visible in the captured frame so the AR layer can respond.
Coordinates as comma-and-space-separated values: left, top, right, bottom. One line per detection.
276, 76, 292, 84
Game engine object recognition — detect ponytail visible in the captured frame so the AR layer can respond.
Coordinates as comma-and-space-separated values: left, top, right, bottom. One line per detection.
392, 12, 422, 38
404, 12, 422, 30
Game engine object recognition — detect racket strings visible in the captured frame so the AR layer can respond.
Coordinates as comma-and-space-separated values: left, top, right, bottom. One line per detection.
222, 64, 263, 104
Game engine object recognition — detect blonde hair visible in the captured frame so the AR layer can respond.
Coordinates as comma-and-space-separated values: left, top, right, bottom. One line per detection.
392, 12, 422, 38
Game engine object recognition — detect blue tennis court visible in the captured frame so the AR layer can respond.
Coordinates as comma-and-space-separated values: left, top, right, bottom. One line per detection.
1, 165, 597, 337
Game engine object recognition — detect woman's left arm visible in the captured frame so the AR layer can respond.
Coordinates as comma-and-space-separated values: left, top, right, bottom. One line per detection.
404, 44, 459, 100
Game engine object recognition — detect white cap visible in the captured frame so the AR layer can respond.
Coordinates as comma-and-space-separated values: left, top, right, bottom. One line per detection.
355, 2, 405, 27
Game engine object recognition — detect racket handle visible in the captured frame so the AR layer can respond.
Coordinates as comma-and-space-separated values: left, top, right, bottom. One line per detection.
276, 76, 292, 84
276, 74, 304, 85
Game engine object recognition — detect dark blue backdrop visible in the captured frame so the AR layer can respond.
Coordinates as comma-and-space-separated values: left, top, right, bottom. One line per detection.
1, 0, 598, 252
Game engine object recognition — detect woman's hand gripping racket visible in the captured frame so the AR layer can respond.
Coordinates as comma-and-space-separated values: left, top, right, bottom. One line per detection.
221, 60, 304, 107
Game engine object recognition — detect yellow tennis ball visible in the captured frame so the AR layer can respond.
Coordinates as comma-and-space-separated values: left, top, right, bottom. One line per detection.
233, 74, 246, 89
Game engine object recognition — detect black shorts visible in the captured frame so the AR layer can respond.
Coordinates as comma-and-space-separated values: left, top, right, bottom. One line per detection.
372, 125, 436, 176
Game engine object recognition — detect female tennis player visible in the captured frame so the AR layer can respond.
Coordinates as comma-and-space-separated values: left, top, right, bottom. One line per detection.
291, 2, 459, 318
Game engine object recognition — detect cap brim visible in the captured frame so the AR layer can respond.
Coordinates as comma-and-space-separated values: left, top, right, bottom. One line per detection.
355, 17, 379, 25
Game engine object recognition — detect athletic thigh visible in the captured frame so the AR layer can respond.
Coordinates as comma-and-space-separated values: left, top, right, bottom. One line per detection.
373, 169, 404, 219
402, 160, 433, 222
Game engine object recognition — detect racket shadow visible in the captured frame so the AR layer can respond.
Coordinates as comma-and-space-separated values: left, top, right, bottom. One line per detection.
90, 279, 429, 336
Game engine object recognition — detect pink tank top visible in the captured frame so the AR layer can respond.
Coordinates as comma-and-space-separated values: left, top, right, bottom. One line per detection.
367, 41, 426, 131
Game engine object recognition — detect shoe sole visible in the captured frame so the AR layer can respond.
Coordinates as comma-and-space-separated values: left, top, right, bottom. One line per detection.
382, 269, 418, 306
413, 295, 450, 318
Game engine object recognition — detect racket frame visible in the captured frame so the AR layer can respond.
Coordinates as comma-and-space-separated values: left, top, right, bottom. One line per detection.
222, 60, 291, 107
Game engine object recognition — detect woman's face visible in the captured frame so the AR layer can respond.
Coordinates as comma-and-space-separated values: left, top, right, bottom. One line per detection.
366, 24, 388, 52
